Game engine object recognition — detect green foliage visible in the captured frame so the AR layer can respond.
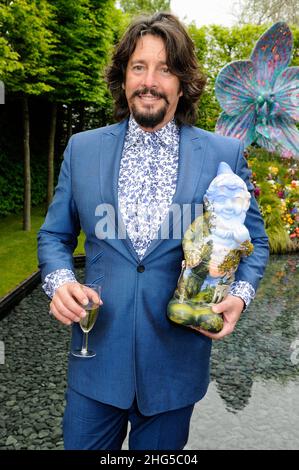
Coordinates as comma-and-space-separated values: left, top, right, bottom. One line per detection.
0, 0, 55, 95
291, 26, 299, 67
119, 0, 170, 15
0, 36, 21, 77
48, 0, 115, 105
0, 152, 49, 217
246, 147, 299, 253
109, 3, 131, 43
188, 23, 207, 64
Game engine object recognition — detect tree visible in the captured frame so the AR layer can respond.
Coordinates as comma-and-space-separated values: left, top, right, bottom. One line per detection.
232, 0, 299, 25
119, 0, 170, 15
0, 32, 21, 104
0, 0, 55, 230
0, 37, 21, 78
45, 0, 115, 207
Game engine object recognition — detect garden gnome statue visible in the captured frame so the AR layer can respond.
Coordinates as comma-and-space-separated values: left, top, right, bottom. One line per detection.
167, 162, 254, 332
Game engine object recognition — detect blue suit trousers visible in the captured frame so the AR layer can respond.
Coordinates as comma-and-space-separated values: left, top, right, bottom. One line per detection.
63, 387, 195, 450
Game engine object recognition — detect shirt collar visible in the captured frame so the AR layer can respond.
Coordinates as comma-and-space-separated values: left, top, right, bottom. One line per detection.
126, 115, 179, 149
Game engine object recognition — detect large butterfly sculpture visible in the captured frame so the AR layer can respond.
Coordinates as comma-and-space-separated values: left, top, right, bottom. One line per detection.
215, 22, 299, 158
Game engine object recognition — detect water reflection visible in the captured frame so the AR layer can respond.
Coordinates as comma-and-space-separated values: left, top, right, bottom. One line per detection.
210, 254, 299, 413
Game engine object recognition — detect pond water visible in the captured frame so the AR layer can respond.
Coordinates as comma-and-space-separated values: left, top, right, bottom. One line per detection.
0, 254, 298, 450
187, 253, 299, 450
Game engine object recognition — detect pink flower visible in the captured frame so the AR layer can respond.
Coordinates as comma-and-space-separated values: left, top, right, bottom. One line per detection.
277, 190, 284, 198
281, 150, 293, 159
254, 187, 261, 197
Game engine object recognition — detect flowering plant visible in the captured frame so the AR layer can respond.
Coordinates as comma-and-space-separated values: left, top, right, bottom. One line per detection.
246, 147, 299, 251
215, 22, 299, 158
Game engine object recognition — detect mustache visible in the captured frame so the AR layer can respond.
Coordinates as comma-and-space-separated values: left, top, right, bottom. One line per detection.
131, 87, 169, 104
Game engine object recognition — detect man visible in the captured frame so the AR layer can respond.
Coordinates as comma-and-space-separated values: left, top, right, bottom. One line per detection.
37, 12, 269, 450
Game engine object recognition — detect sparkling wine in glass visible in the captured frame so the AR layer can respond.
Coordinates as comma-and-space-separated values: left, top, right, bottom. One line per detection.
71, 284, 102, 358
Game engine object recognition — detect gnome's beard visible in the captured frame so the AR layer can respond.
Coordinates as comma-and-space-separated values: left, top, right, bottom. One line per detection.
209, 215, 250, 263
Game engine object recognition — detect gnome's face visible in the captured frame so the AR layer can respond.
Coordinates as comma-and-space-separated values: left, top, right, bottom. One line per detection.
212, 189, 246, 220
204, 162, 251, 225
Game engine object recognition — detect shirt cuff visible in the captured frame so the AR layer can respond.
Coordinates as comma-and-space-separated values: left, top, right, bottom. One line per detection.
42, 269, 77, 299
229, 280, 255, 311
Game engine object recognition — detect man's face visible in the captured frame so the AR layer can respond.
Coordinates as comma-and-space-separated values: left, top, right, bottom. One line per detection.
124, 34, 183, 131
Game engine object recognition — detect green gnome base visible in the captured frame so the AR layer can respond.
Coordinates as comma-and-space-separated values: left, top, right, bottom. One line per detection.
167, 161, 254, 335
167, 299, 224, 333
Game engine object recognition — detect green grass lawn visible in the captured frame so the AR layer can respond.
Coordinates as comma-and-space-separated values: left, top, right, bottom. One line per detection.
0, 205, 86, 298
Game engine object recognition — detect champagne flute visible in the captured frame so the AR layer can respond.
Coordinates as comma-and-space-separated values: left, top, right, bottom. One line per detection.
71, 284, 102, 358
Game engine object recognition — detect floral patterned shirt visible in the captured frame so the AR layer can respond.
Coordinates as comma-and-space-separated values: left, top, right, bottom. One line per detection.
118, 116, 180, 259
42, 116, 255, 309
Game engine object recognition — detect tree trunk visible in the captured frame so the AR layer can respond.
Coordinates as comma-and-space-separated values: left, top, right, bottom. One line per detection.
47, 102, 57, 208
78, 103, 85, 132
22, 96, 31, 231
67, 104, 72, 141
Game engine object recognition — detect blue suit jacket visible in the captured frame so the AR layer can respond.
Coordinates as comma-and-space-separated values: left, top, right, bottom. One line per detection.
37, 119, 269, 415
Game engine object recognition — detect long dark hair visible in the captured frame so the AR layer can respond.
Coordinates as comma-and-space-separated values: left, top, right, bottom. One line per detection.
106, 12, 206, 126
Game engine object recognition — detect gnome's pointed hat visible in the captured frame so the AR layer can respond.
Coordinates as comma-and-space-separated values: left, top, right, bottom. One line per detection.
205, 162, 250, 208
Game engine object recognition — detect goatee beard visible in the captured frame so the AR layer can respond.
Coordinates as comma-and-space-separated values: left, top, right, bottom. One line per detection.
130, 87, 169, 129
131, 103, 168, 129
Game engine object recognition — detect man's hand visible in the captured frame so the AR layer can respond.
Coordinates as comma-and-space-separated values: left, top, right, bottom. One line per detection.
49, 282, 103, 326
192, 294, 245, 340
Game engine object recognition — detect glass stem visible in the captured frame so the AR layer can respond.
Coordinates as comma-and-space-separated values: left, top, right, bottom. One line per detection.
82, 332, 88, 353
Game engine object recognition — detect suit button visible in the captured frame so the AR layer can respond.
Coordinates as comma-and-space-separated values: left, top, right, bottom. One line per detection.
137, 265, 145, 273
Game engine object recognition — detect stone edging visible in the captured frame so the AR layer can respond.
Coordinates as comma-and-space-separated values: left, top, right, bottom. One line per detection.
0, 255, 86, 321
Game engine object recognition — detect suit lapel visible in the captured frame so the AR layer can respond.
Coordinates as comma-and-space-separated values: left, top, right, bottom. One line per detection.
142, 125, 208, 260
99, 122, 208, 262
99, 119, 140, 262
